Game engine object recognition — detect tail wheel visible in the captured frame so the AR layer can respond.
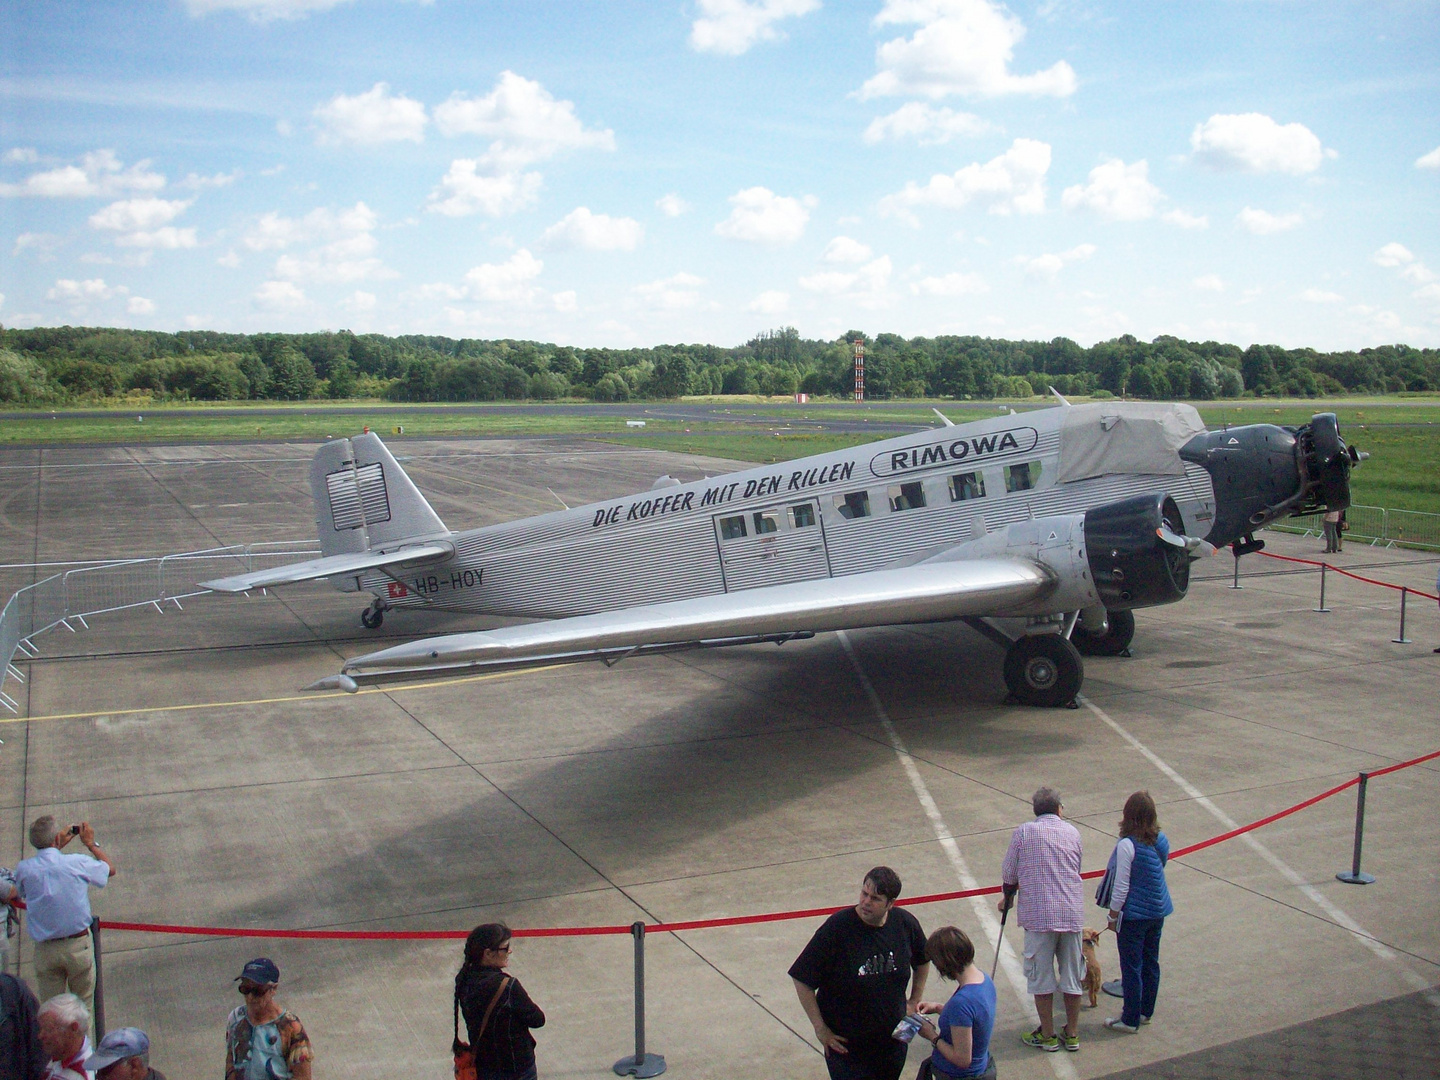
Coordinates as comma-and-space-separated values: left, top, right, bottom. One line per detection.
1071, 609, 1135, 657
361, 607, 384, 629
1004, 634, 1084, 708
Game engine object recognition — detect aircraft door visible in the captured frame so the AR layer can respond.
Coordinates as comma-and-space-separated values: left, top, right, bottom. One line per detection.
712, 499, 831, 592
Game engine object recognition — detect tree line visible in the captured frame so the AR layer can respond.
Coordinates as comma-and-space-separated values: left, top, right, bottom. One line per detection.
1, 324, 1436, 406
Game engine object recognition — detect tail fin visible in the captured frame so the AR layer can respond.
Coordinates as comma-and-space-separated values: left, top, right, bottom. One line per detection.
310, 434, 448, 558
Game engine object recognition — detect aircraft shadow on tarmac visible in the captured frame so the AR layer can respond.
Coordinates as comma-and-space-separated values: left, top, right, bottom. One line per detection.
209, 620, 1085, 934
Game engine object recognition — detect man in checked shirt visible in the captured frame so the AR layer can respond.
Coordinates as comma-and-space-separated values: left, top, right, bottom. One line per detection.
999, 787, 1085, 1054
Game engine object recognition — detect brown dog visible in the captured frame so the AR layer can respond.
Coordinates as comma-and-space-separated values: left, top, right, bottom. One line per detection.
1081, 928, 1104, 1008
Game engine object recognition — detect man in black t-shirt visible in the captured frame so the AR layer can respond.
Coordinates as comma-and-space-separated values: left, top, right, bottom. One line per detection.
790, 867, 930, 1080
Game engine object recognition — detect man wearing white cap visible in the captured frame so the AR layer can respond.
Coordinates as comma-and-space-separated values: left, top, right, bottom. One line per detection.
84, 1028, 164, 1080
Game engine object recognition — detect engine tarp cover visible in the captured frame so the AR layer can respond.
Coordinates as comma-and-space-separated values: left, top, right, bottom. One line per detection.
1057, 402, 1205, 483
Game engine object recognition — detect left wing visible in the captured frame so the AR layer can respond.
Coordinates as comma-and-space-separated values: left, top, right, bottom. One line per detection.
199, 542, 453, 593
309, 558, 1054, 691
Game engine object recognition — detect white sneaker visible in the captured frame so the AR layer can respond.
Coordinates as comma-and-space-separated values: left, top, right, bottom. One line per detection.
1104, 1018, 1138, 1033
1139, 1016, 1152, 1025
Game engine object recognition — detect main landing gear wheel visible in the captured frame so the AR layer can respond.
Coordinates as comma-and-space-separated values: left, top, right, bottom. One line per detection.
360, 605, 384, 629
1071, 608, 1135, 657
1004, 634, 1084, 708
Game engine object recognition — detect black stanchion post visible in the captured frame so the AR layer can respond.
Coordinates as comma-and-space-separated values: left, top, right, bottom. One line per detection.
613, 922, 665, 1077
90, 916, 106, 1039
1392, 587, 1412, 644
1336, 773, 1376, 885
1229, 549, 1243, 589
1315, 562, 1330, 613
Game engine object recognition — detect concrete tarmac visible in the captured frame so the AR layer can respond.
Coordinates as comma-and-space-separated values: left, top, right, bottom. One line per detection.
0, 437, 1437, 1080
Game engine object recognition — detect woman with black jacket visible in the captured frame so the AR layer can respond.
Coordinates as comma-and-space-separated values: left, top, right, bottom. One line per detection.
455, 923, 546, 1080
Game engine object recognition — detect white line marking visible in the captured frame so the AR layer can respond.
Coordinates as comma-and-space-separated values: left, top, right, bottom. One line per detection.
839, 632, 1079, 1079
1078, 694, 1440, 1009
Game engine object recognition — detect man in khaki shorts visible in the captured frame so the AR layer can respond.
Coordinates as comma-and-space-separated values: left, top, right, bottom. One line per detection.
9, 816, 115, 1030
1000, 787, 1085, 1053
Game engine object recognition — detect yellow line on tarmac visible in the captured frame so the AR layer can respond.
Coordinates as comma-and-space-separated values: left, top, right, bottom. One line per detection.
3, 665, 566, 725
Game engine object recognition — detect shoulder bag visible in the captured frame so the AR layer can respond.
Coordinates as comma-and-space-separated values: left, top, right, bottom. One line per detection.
453, 974, 512, 1080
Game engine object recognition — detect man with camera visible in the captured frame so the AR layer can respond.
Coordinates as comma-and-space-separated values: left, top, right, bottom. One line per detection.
8, 817, 115, 1028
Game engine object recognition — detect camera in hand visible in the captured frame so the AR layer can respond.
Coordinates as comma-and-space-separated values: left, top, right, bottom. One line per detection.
69, 824, 81, 836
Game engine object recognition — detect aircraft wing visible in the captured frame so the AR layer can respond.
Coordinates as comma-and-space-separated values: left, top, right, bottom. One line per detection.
199, 542, 453, 593
312, 557, 1054, 689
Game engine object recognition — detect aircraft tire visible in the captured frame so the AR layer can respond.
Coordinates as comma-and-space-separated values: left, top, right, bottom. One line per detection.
361, 607, 383, 629
1004, 634, 1084, 708
1071, 608, 1135, 657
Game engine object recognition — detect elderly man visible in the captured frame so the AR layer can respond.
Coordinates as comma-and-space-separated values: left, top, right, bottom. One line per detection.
224, 959, 313, 1080
37, 995, 89, 1080
84, 1029, 164, 1080
11, 818, 115, 1024
790, 867, 930, 1080
1000, 786, 1085, 1054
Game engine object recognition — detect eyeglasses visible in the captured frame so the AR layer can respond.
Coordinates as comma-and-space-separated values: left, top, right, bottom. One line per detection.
238, 985, 272, 997
490, 944, 512, 954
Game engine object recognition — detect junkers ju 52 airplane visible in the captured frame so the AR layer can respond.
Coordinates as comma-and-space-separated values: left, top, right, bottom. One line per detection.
201, 399, 1360, 707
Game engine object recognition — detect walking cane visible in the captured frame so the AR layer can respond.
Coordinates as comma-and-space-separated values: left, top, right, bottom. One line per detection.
992, 884, 1018, 980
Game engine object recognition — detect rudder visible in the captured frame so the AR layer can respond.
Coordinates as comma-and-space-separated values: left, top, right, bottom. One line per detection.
310, 435, 448, 558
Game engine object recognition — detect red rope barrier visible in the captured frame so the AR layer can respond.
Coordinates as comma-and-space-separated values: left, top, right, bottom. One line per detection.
93, 746, 1440, 941
1257, 550, 1440, 601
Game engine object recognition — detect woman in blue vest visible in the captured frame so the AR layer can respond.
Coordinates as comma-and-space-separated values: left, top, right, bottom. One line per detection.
1101, 791, 1174, 1033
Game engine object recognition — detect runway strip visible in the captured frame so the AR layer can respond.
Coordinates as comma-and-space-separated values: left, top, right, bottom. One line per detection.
1077, 694, 1440, 1011
838, 630, 1080, 1080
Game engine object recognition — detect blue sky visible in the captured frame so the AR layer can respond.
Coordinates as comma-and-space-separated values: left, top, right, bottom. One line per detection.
3, 0, 1437, 349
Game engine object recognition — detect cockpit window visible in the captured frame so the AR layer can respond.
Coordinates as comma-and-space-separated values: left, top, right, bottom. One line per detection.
888, 481, 926, 512
949, 471, 985, 502
718, 515, 747, 539
835, 491, 871, 519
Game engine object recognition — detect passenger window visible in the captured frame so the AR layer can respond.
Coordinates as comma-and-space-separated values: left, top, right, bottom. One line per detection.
835, 491, 871, 519
888, 481, 926, 512
719, 515, 747, 539
949, 471, 985, 502
790, 503, 816, 528
753, 510, 779, 534
1004, 461, 1042, 493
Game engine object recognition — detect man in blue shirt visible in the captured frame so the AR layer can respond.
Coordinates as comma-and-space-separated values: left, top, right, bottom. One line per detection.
9, 817, 115, 1029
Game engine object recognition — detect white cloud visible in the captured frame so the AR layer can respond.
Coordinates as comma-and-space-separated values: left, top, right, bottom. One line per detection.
552, 290, 578, 312
434, 71, 614, 167
243, 202, 392, 283
13, 232, 61, 258
749, 289, 790, 314
634, 272, 705, 310
1372, 242, 1436, 284
1191, 113, 1327, 174
1417, 147, 1440, 170
1162, 209, 1209, 230
1061, 158, 1161, 221
1237, 207, 1303, 234
540, 207, 644, 251
1300, 288, 1342, 304
1413, 282, 1440, 303
182, 0, 355, 21
1021, 243, 1095, 280
116, 227, 198, 249
178, 169, 240, 190
860, 0, 1077, 100
879, 137, 1050, 221
5, 148, 39, 164
127, 296, 156, 315
799, 255, 893, 306
1193, 274, 1225, 292
217, 250, 242, 267
863, 102, 992, 145
341, 290, 376, 311
0, 149, 165, 198
89, 197, 191, 232
911, 271, 988, 296
427, 161, 543, 217
689, 0, 820, 55
823, 236, 873, 264
47, 278, 123, 303
715, 186, 815, 245
314, 83, 428, 145
253, 279, 307, 309
461, 249, 545, 304
656, 193, 690, 217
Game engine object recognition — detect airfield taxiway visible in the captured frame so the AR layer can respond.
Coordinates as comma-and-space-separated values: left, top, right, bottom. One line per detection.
0, 436, 1437, 1079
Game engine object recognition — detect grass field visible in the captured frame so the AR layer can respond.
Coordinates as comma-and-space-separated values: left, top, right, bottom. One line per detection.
3, 396, 1436, 516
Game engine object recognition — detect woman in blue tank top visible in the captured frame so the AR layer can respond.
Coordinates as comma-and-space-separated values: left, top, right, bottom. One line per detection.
915, 927, 997, 1078
1100, 790, 1174, 1033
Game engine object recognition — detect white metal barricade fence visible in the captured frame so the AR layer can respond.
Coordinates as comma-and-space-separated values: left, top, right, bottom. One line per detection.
0, 542, 320, 715
1267, 504, 1440, 551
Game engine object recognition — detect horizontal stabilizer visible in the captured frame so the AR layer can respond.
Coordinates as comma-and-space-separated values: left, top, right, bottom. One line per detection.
326, 557, 1053, 684
200, 542, 453, 593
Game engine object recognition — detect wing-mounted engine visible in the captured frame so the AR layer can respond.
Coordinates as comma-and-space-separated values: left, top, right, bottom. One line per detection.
1083, 493, 1193, 611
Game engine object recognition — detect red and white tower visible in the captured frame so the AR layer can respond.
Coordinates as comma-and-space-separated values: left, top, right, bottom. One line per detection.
853, 338, 865, 402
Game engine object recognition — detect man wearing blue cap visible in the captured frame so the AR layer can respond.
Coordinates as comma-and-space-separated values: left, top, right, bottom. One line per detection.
224, 959, 313, 1080
84, 1027, 165, 1080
